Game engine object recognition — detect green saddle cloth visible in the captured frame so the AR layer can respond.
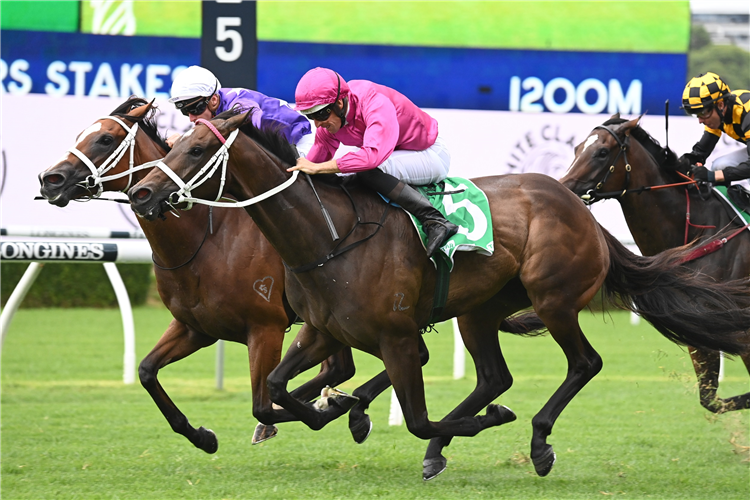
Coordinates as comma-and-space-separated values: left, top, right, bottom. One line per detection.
407, 177, 494, 271
713, 185, 750, 224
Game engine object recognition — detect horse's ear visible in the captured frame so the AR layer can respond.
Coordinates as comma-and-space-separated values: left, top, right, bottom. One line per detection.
223, 110, 251, 132
128, 98, 155, 118
609, 113, 621, 121
622, 114, 645, 136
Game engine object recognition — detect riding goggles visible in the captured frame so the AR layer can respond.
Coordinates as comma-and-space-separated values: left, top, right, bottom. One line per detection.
686, 104, 714, 119
305, 105, 333, 122
176, 97, 210, 117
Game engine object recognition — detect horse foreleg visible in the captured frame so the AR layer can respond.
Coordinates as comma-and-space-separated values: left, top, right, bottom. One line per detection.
265, 324, 355, 430
138, 319, 218, 453
422, 311, 516, 481
690, 347, 750, 412
344, 336, 430, 444
528, 313, 602, 477
289, 347, 356, 402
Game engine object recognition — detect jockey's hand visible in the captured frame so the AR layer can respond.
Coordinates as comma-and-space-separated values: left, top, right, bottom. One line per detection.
287, 157, 340, 175
691, 165, 714, 183
166, 133, 182, 148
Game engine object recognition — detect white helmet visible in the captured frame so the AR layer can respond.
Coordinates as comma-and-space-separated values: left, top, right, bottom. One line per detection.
169, 66, 221, 103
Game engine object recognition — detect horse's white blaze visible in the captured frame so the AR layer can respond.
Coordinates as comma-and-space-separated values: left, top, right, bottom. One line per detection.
75, 123, 102, 146
582, 133, 599, 153
565, 133, 600, 175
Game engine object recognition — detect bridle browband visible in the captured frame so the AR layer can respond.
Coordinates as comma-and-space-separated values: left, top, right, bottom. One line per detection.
149, 118, 299, 212
67, 116, 162, 197
580, 124, 698, 205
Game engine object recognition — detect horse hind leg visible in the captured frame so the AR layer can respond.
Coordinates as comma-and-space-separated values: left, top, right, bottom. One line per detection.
690, 348, 750, 412
528, 309, 602, 477
346, 336, 430, 445
138, 320, 219, 453
423, 309, 516, 481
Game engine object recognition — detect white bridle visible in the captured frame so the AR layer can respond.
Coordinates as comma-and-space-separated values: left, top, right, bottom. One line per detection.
67, 116, 161, 196
152, 120, 299, 210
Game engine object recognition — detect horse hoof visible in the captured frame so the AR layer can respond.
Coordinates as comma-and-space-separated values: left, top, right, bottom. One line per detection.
349, 415, 373, 444
333, 393, 359, 411
531, 445, 556, 477
490, 404, 517, 425
423, 456, 447, 481
252, 423, 278, 445
197, 426, 218, 454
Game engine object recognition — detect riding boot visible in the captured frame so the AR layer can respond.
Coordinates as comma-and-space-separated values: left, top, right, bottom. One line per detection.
386, 181, 458, 257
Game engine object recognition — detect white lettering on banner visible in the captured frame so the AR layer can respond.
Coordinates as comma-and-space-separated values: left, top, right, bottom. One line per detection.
90, 63, 119, 97
1, 242, 108, 261
509, 76, 642, 114
0, 59, 180, 98
120, 63, 145, 97
145, 64, 171, 99
1, 59, 33, 95
506, 123, 578, 179
45, 61, 70, 96
69, 61, 94, 96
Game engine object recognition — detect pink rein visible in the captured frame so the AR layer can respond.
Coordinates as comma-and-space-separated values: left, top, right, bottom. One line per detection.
195, 118, 227, 145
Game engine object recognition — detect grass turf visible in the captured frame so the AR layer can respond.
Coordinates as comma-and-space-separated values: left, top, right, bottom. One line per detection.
2, 307, 748, 499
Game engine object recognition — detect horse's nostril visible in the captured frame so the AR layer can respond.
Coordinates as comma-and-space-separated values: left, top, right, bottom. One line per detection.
44, 174, 64, 186
134, 188, 150, 200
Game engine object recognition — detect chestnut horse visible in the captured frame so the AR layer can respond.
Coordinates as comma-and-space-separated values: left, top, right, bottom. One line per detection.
128, 110, 750, 480
38, 98, 365, 453
560, 115, 750, 413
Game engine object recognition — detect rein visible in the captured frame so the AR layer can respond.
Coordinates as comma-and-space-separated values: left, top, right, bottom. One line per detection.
152, 206, 214, 271
150, 119, 299, 210
583, 124, 749, 263
285, 184, 392, 273
581, 125, 697, 203
68, 116, 162, 197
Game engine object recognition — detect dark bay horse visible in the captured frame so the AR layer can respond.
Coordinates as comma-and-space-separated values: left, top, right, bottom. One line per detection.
38, 98, 364, 452
560, 114, 750, 413
127, 110, 750, 480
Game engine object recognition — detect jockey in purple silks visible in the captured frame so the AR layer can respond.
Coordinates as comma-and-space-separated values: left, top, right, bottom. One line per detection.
288, 67, 457, 257
167, 65, 314, 156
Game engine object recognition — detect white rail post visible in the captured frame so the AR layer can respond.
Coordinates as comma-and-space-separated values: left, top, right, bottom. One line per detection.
388, 388, 403, 426
103, 262, 136, 384
215, 340, 225, 390
452, 317, 466, 379
0, 262, 45, 350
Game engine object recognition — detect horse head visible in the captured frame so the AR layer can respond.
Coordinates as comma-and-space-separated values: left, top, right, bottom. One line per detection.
560, 114, 646, 204
39, 98, 164, 207
128, 110, 252, 221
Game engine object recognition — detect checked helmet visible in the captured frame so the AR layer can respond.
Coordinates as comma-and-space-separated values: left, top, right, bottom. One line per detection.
682, 72, 731, 115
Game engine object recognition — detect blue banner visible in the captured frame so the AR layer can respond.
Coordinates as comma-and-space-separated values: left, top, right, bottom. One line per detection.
1, 30, 200, 98
1, 31, 687, 115
258, 41, 688, 115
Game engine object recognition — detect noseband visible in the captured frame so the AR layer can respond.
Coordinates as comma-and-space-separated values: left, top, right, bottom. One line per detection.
581, 125, 632, 204
67, 116, 162, 197
150, 119, 299, 210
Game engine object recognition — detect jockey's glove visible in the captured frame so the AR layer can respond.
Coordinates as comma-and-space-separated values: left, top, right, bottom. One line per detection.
691, 165, 715, 183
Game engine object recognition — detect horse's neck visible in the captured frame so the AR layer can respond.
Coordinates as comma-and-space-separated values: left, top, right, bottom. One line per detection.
227, 140, 346, 270
133, 132, 215, 267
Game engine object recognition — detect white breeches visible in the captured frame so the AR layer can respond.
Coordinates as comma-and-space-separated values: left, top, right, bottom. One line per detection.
710, 148, 750, 170
377, 134, 451, 185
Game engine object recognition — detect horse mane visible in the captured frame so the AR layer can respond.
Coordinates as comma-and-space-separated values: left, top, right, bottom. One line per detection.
215, 109, 300, 168
602, 117, 681, 173
109, 96, 171, 153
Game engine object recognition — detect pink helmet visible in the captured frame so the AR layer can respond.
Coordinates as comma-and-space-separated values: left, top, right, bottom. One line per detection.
294, 68, 350, 114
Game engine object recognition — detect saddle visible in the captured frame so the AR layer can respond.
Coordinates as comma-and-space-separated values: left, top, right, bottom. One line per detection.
713, 184, 750, 224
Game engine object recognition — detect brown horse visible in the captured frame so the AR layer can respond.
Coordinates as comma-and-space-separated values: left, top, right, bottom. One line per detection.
127, 110, 750, 480
38, 98, 365, 453
560, 114, 750, 413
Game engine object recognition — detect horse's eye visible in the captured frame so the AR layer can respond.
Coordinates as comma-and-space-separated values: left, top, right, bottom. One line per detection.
98, 135, 114, 146
596, 148, 609, 158
189, 147, 204, 157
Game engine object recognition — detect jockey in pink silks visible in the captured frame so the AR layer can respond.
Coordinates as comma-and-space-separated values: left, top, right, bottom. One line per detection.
288, 67, 457, 257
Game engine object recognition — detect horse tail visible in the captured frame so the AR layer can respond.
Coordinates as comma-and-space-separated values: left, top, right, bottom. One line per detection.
599, 227, 750, 355
500, 311, 548, 337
